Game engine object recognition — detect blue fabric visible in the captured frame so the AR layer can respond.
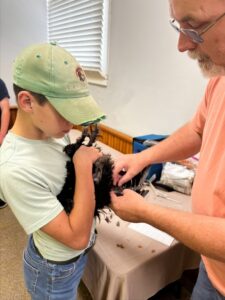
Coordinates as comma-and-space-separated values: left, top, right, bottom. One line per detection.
191, 261, 225, 300
23, 235, 88, 300
133, 134, 167, 180
0, 78, 10, 101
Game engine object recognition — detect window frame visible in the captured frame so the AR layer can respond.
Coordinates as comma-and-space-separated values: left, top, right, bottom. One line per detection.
47, 0, 110, 86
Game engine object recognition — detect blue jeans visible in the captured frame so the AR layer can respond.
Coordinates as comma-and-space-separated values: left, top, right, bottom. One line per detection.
23, 235, 88, 300
191, 261, 225, 300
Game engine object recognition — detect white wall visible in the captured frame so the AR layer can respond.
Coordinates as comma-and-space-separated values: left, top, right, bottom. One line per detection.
0, 0, 208, 136
0, 0, 47, 100
90, 0, 208, 136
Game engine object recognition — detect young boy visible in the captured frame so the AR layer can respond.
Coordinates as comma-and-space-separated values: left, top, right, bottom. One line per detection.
0, 42, 105, 299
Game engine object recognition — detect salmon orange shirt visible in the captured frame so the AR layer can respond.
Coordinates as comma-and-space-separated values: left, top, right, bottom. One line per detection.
191, 76, 225, 296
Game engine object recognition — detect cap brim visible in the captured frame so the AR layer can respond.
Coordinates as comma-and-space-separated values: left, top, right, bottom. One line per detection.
46, 94, 106, 125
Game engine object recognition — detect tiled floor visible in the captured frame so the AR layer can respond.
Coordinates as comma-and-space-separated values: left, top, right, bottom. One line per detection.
0, 205, 30, 300
1, 205, 198, 300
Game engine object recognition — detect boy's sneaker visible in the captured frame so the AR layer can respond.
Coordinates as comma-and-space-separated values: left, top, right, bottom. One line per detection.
0, 199, 7, 208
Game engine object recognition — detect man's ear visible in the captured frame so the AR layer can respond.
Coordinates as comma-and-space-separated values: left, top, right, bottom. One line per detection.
17, 91, 34, 112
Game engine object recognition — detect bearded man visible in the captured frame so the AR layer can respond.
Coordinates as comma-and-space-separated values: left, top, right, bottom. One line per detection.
111, 1, 225, 299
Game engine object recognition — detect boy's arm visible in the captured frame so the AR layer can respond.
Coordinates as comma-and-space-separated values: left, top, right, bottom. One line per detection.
41, 145, 101, 250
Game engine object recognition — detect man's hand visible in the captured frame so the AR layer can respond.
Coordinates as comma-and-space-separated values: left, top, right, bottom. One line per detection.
73, 145, 102, 170
110, 189, 147, 223
113, 153, 146, 186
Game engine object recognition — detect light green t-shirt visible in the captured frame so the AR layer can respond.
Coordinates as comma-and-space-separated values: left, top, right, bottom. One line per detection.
0, 132, 95, 261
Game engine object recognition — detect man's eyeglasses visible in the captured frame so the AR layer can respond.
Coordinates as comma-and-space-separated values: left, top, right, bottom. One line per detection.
170, 12, 225, 44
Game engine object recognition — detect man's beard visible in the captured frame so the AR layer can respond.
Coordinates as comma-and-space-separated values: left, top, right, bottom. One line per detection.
188, 50, 225, 77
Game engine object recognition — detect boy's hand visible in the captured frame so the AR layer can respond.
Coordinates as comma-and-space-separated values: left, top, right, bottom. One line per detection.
73, 145, 102, 168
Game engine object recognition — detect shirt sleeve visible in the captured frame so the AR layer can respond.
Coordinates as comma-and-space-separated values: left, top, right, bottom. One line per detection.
1, 164, 63, 234
190, 77, 220, 135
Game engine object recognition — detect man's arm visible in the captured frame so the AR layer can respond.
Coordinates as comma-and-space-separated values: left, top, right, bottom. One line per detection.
114, 121, 202, 186
110, 189, 225, 263
0, 98, 10, 144
139, 121, 201, 165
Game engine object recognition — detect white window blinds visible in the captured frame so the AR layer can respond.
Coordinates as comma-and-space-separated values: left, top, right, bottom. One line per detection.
47, 0, 109, 82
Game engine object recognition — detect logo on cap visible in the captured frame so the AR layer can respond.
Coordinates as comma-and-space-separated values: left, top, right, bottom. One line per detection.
76, 67, 86, 82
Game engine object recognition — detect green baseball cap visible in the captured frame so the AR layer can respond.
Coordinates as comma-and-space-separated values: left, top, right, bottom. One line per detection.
13, 42, 106, 125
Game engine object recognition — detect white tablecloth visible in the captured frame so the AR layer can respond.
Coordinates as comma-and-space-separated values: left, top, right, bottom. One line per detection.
69, 130, 200, 300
